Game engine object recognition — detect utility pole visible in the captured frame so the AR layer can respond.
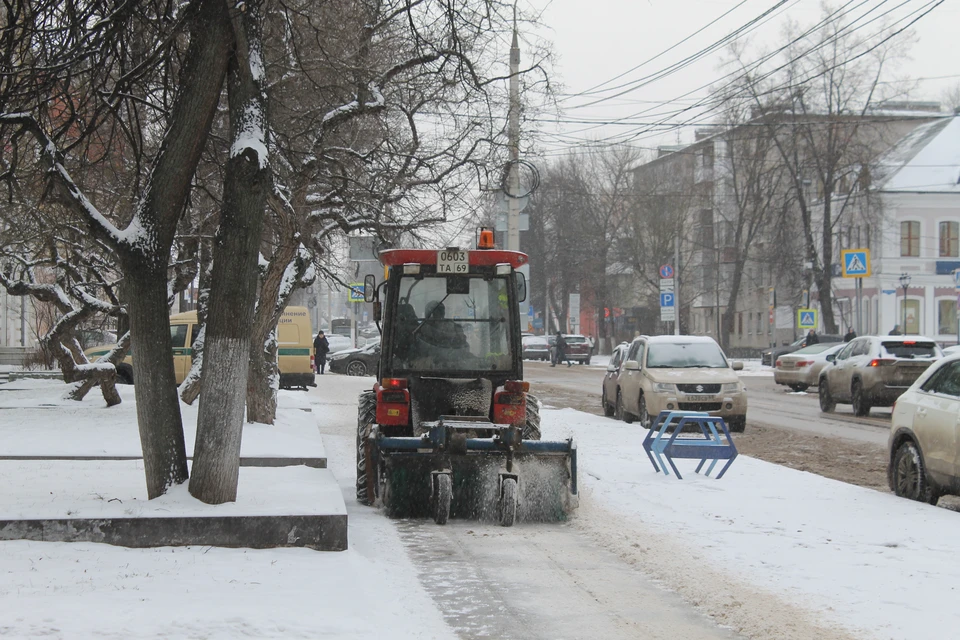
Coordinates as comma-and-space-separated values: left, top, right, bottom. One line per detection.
674, 235, 681, 335
506, 10, 520, 253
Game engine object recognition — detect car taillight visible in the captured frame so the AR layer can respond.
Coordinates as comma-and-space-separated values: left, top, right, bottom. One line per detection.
382, 377, 408, 389
796, 360, 813, 367
775, 359, 782, 368
869, 358, 896, 367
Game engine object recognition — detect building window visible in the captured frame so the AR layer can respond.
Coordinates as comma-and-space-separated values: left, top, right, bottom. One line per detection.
900, 221, 920, 257
940, 221, 959, 257
738, 312, 743, 335
901, 299, 921, 335
939, 300, 957, 335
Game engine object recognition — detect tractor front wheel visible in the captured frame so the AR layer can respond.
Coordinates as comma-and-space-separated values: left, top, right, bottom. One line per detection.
433, 473, 452, 525
499, 477, 518, 527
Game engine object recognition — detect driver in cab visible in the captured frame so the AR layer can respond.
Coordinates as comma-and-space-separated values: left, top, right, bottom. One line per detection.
416, 301, 468, 350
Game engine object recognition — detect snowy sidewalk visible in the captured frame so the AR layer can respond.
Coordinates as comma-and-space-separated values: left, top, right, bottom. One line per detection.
0, 380, 346, 550
542, 407, 959, 640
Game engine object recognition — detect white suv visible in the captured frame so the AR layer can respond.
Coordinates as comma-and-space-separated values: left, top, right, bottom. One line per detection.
614, 335, 748, 432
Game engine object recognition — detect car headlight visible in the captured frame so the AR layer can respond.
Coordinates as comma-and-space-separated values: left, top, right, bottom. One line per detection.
653, 382, 677, 393
721, 382, 740, 393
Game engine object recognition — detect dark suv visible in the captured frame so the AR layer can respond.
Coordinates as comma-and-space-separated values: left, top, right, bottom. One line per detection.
762, 334, 843, 366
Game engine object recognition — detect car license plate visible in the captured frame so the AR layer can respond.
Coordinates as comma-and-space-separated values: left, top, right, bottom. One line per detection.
437, 249, 468, 274
685, 395, 714, 402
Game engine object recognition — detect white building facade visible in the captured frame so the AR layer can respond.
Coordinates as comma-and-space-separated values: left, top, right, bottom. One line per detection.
833, 116, 960, 343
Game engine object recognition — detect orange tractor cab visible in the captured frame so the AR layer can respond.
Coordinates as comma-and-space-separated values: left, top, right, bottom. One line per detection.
356, 229, 578, 526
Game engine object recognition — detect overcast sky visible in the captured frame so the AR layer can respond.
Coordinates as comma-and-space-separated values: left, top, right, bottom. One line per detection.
522, 0, 959, 158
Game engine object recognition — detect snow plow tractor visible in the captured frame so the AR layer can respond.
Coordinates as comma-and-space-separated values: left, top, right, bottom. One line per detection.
355, 229, 578, 526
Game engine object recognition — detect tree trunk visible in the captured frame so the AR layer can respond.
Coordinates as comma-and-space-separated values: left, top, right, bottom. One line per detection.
245, 235, 298, 424
246, 338, 279, 423
721, 263, 746, 352
124, 267, 190, 498
190, 0, 269, 504
820, 197, 838, 334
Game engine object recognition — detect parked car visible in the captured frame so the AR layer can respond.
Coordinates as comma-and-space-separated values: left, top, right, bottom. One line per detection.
601, 342, 630, 417
614, 335, 748, 432
774, 342, 847, 392
818, 335, 942, 416
761, 334, 844, 366
548, 334, 591, 364
942, 344, 960, 356
522, 335, 551, 361
325, 334, 354, 354
887, 353, 960, 505
328, 341, 380, 376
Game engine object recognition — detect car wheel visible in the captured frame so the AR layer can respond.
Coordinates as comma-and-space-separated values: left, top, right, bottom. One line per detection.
893, 441, 939, 505
851, 380, 870, 417
602, 387, 615, 417
789, 383, 809, 392
638, 393, 650, 428
818, 380, 836, 413
727, 416, 746, 433
616, 390, 631, 423
346, 360, 367, 376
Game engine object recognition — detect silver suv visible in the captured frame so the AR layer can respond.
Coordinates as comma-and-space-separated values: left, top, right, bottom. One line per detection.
818, 336, 941, 416
614, 335, 747, 432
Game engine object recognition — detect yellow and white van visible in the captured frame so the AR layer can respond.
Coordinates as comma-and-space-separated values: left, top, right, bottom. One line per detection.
84, 306, 315, 389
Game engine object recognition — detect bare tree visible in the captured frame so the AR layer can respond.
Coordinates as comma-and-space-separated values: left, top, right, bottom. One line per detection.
1, 0, 233, 498
726, 7, 918, 333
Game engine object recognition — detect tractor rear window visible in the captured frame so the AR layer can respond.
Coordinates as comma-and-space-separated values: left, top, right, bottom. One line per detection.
881, 342, 938, 359
391, 275, 513, 372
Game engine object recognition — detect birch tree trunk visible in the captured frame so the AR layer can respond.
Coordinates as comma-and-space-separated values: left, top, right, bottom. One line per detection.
190, 0, 269, 504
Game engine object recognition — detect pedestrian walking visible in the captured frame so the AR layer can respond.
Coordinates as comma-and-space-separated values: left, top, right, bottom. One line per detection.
805, 328, 819, 345
551, 331, 572, 367
313, 330, 330, 374
888, 324, 902, 336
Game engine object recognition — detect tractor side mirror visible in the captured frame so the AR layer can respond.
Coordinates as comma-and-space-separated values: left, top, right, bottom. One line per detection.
731, 361, 744, 371
363, 274, 376, 303
516, 271, 527, 303
373, 300, 381, 323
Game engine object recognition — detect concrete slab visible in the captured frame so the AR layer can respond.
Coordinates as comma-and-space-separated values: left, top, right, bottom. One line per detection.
0, 460, 348, 551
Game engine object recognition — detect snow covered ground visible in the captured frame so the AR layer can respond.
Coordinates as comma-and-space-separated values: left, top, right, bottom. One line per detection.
1, 375, 957, 639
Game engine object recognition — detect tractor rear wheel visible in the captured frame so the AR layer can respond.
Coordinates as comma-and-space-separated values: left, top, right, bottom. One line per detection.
524, 394, 542, 440
356, 390, 377, 505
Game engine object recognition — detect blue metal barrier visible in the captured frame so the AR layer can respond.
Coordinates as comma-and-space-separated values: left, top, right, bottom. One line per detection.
642, 411, 738, 480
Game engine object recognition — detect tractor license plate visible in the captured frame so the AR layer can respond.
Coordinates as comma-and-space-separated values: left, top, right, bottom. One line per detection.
437, 249, 469, 274
685, 395, 714, 402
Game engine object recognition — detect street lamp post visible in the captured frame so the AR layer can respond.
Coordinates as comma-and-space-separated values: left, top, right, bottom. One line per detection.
899, 272, 912, 334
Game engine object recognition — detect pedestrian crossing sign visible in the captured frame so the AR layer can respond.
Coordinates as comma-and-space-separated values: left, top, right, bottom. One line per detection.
841, 248, 871, 278
797, 309, 817, 329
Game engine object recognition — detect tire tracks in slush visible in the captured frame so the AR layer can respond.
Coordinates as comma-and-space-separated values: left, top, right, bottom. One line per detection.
395, 518, 744, 640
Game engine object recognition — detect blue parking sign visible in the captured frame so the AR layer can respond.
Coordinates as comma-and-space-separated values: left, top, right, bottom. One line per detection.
660, 292, 675, 307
